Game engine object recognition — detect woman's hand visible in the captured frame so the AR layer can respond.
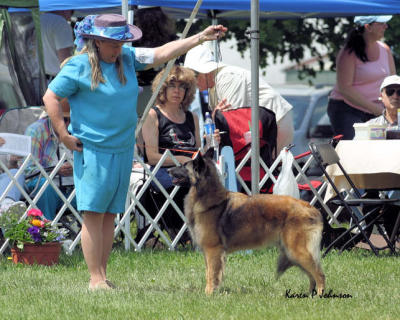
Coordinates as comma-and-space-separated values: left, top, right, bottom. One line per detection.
198, 25, 228, 43
213, 129, 221, 145
212, 98, 231, 119
8, 155, 22, 169
59, 162, 73, 177
60, 134, 83, 152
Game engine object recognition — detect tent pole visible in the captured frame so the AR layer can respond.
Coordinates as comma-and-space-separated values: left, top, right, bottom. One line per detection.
250, 0, 260, 195
121, 0, 129, 19
211, 11, 219, 61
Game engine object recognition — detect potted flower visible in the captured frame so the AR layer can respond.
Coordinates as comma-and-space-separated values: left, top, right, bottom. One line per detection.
0, 204, 68, 265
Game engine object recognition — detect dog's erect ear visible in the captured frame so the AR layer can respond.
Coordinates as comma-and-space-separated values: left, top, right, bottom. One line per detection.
204, 147, 214, 160
193, 150, 206, 172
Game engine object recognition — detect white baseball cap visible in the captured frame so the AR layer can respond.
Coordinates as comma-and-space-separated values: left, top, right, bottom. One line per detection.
380, 75, 400, 91
184, 44, 225, 74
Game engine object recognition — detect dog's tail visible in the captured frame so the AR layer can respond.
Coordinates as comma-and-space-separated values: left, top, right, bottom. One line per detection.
307, 225, 323, 265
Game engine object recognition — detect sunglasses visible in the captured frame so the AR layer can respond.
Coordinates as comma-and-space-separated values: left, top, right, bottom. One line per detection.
385, 87, 400, 97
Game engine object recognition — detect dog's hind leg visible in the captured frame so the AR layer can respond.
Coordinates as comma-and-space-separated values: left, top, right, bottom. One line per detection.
283, 231, 325, 296
203, 246, 225, 295
276, 249, 294, 279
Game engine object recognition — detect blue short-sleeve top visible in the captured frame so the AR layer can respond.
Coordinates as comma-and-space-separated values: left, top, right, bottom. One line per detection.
49, 46, 147, 153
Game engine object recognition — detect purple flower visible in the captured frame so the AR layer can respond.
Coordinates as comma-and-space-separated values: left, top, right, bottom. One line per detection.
27, 226, 42, 243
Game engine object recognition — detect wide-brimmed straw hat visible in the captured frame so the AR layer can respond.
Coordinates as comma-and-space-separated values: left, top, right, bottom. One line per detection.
80, 14, 142, 42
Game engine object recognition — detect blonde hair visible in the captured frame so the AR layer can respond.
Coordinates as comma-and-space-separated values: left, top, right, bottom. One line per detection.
152, 65, 197, 112
61, 39, 126, 90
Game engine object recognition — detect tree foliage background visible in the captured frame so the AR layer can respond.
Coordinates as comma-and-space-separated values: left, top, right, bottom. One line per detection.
178, 15, 400, 81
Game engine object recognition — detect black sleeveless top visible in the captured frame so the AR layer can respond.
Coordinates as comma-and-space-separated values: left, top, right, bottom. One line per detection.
144, 106, 197, 162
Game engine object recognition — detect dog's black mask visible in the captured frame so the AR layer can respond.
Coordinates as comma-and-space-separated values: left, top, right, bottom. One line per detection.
168, 149, 214, 187
168, 165, 191, 187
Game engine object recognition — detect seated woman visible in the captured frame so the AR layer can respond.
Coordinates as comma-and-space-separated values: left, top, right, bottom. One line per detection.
24, 98, 76, 220
142, 65, 203, 191
140, 65, 220, 235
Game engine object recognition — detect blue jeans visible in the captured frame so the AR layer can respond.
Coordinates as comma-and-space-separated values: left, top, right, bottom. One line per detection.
0, 169, 25, 201
327, 99, 375, 140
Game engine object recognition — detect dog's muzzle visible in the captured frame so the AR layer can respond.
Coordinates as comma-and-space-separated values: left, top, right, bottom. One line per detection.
168, 166, 190, 187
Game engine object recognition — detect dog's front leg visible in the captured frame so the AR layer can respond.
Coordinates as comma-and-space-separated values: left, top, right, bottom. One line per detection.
203, 246, 225, 295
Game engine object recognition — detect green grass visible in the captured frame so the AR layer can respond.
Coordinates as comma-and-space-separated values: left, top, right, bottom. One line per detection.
0, 247, 399, 320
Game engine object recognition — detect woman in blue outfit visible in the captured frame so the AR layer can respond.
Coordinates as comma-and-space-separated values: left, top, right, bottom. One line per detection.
42, 13, 226, 290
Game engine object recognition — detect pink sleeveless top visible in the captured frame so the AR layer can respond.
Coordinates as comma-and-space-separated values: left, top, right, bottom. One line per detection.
330, 41, 390, 113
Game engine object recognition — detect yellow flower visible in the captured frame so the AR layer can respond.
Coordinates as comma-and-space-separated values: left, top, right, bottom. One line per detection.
31, 219, 44, 228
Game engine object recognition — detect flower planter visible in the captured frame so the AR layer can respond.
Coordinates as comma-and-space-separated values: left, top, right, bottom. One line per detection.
11, 242, 61, 266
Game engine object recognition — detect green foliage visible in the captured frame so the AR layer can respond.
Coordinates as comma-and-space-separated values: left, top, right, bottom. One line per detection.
178, 16, 400, 80
0, 206, 67, 249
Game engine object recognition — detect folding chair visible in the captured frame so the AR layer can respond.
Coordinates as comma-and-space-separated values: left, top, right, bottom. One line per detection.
309, 142, 399, 256
0, 106, 44, 134
291, 135, 346, 226
214, 106, 277, 193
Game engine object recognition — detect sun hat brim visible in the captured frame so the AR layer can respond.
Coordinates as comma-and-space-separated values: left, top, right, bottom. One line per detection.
354, 15, 392, 26
81, 24, 142, 42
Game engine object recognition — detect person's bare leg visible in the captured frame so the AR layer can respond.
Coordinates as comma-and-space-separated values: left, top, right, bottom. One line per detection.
81, 211, 105, 287
101, 212, 115, 280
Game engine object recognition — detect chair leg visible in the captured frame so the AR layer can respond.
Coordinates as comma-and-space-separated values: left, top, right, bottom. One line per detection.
339, 228, 379, 256
323, 216, 379, 257
376, 224, 396, 253
323, 225, 359, 257
390, 211, 400, 245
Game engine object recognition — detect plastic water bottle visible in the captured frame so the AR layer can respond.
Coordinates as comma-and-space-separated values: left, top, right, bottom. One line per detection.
204, 112, 219, 160
204, 112, 216, 149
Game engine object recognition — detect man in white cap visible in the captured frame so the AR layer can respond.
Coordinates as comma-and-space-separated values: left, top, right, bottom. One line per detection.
366, 75, 400, 126
184, 43, 293, 152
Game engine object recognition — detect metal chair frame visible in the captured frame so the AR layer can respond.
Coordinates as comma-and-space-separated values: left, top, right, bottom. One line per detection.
309, 142, 399, 256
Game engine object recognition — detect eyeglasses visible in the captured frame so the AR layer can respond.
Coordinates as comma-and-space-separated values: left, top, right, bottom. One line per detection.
385, 87, 400, 97
167, 83, 187, 91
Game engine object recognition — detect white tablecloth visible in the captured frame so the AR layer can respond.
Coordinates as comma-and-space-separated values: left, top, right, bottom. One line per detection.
324, 140, 400, 201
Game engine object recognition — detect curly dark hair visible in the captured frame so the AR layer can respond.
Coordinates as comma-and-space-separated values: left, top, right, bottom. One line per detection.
152, 65, 197, 112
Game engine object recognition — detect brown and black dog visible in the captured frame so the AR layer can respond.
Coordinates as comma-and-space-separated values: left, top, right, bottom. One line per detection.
169, 149, 325, 295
